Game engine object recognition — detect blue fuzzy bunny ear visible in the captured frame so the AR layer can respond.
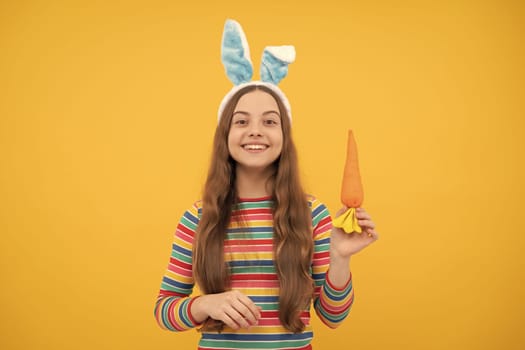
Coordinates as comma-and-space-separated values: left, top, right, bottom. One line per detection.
221, 19, 253, 85
260, 46, 296, 85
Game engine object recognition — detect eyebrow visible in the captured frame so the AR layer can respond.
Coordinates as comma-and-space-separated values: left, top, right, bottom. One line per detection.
232, 110, 281, 117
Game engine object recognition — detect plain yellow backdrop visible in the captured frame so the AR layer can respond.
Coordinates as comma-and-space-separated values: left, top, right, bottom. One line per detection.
1, 0, 524, 349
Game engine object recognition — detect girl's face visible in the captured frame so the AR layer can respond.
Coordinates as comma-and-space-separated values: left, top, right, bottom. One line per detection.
228, 90, 284, 174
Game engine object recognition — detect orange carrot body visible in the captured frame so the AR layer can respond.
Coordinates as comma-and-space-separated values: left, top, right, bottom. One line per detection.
341, 130, 364, 208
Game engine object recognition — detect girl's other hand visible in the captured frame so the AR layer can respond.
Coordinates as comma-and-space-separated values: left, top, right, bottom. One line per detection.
194, 290, 262, 330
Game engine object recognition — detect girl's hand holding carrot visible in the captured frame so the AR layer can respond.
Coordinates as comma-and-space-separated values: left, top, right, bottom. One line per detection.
331, 207, 379, 259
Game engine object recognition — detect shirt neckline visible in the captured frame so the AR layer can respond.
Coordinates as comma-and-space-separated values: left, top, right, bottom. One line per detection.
237, 195, 273, 202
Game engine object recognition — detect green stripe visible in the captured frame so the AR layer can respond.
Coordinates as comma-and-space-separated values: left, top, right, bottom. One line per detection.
259, 302, 279, 311
199, 339, 309, 349
160, 282, 190, 295
230, 266, 276, 274
227, 232, 274, 239
312, 212, 329, 228
180, 216, 197, 230
236, 201, 273, 209
314, 242, 330, 252
161, 299, 176, 331
325, 281, 353, 297
318, 305, 349, 323
180, 299, 193, 327
171, 250, 192, 263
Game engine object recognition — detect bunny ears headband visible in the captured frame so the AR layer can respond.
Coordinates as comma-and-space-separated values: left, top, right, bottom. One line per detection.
218, 19, 296, 120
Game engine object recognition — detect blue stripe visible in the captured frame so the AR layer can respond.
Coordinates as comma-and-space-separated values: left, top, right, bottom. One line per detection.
183, 210, 199, 225
314, 237, 330, 246
202, 331, 313, 341
311, 203, 327, 218
172, 243, 191, 257
250, 296, 278, 303
162, 300, 176, 331
162, 276, 192, 290
227, 227, 273, 234
312, 272, 326, 280
324, 285, 352, 301
228, 260, 274, 267
178, 299, 193, 328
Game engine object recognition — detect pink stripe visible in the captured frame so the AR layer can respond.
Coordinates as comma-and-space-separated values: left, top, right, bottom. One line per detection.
314, 257, 330, 265
256, 318, 283, 326
225, 239, 273, 246
170, 264, 193, 277
175, 230, 194, 243
169, 258, 192, 271
177, 224, 195, 238
231, 280, 279, 288
167, 299, 185, 331
226, 245, 273, 253
232, 213, 273, 221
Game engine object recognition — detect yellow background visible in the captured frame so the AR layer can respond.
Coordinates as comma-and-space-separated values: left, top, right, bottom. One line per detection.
1, 0, 524, 349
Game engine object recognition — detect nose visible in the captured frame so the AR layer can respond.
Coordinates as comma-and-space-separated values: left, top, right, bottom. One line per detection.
248, 121, 263, 137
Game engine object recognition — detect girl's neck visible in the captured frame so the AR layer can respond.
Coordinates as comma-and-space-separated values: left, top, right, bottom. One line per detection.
235, 165, 275, 199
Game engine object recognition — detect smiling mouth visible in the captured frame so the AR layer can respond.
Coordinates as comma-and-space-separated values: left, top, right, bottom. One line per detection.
242, 144, 268, 150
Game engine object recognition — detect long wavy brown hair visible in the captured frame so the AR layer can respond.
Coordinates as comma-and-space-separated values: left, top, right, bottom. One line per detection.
193, 85, 314, 333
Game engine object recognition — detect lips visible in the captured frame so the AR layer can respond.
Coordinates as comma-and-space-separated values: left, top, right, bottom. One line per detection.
242, 144, 268, 150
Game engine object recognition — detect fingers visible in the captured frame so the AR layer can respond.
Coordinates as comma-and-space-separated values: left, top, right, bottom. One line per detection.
358, 219, 375, 229
210, 291, 261, 330
352, 227, 379, 241
366, 228, 380, 240
224, 304, 251, 330
231, 294, 261, 327
356, 207, 371, 220
221, 309, 243, 330
356, 208, 376, 232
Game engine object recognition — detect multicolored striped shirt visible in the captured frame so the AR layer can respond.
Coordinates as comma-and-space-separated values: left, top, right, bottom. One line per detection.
154, 195, 354, 349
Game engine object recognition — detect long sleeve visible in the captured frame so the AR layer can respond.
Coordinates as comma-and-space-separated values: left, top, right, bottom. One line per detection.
154, 202, 202, 331
309, 197, 354, 328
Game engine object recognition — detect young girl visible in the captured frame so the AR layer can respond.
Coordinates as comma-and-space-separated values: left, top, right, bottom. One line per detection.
154, 20, 378, 350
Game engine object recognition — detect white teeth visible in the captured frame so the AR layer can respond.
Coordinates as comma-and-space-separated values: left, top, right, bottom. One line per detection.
243, 144, 267, 150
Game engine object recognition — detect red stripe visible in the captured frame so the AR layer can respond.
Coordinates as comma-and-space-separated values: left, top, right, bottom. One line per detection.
262, 310, 310, 318
177, 224, 195, 237
170, 258, 192, 271
225, 239, 273, 246
158, 290, 187, 298
167, 299, 182, 330
319, 216, 331, 226
230, 274, 278, 281
313, 251, 330, 259
197, 344, 312, 350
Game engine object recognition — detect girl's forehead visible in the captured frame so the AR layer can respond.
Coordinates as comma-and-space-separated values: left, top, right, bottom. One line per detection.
234, 90, 279, 111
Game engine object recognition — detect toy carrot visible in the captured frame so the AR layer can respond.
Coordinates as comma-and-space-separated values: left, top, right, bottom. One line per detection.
332, 130, 364, 234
